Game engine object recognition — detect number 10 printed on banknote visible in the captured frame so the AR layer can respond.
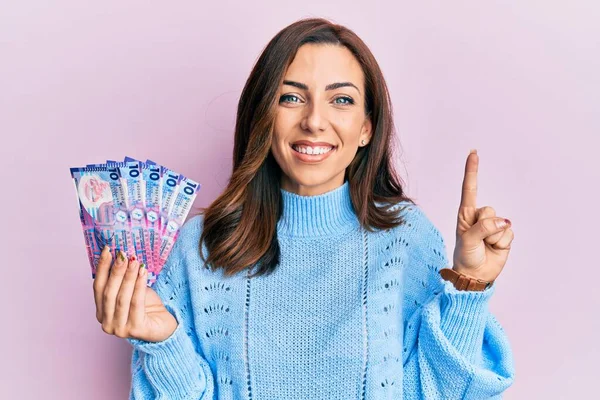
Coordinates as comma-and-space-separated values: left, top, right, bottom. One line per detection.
70, 157, 201, 286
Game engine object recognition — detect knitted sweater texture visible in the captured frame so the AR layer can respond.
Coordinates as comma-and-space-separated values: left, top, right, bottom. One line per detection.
127, 181, 515, 399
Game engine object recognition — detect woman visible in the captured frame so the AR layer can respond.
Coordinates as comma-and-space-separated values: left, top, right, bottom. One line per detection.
93, 17, 515, 399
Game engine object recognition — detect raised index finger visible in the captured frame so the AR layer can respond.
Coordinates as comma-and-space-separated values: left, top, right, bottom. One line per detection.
459, 149, 479, 209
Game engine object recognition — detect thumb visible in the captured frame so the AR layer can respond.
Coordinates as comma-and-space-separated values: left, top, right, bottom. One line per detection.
465, 217, 511, 244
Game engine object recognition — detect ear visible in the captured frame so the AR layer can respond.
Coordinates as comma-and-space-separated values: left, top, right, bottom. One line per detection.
360, 114, 373, 145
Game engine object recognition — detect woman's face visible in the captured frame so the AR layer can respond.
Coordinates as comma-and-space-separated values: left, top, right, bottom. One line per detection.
271, 43, 372, 196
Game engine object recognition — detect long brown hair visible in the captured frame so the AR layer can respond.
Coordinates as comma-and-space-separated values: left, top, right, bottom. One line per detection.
194, 17, 415, 278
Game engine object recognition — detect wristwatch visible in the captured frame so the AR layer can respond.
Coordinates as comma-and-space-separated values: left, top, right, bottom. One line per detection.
439, 268, 494, 291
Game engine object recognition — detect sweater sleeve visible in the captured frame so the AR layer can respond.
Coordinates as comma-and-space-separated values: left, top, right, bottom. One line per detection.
401, 206, 515, 399
126, 218, 215, 400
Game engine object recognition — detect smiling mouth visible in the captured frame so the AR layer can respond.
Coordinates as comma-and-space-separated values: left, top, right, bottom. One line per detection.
290, 144, 337, 155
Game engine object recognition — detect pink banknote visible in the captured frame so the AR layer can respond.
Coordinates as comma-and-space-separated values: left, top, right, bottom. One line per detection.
70, 165, 134, 278
119, 160, 154, 274
71, 157, 201, 287
157, 176, 201, 274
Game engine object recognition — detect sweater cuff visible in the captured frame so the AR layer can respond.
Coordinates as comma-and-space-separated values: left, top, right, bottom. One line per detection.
127, 304, 207, 396
439, 278, 495, 363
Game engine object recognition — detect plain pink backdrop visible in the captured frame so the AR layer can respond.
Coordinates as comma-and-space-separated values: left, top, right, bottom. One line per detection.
1, 1, 598, 399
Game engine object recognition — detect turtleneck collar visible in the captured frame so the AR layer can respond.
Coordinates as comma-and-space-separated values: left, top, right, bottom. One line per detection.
277, 180, 360, 238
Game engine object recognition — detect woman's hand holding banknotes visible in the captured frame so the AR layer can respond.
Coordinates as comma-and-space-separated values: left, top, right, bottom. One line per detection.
93, 245, 178, 343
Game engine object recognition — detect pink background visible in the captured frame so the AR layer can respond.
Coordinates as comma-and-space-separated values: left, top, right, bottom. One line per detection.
1, 1, 598, 399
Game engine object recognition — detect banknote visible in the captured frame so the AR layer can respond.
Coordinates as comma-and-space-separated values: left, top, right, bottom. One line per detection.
157, 164, 182, 237
141, 161, 162, 273
157, 176, 201, 271
123, 156, 163, 280
71, 157, 200, 287
70, 175, 98, 276
70, 165, 134, 277
119, 160, 154, 273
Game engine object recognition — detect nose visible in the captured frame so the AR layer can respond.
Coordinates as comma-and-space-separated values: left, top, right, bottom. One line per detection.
301, 101, 328, 132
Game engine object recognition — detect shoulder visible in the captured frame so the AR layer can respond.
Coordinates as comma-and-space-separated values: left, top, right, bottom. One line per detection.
168, 213, 206, 257
158, 213, 207, 277
178, 213, 205, 243
173, 213, 209, 263
398, 203, 449, 274
379, 200, 447, 253
381, 201, 451, 295
406, 204, 445, 246
377, 199, 441, 234
151, 213, 209, 295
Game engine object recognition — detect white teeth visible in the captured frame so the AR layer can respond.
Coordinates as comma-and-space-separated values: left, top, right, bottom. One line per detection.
292, 145, 333, 155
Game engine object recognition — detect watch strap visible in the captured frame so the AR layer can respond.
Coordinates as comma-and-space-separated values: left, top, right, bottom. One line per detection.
439, 268, 494, 291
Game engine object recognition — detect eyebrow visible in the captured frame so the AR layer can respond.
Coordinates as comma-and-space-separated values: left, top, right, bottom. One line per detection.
282, 80, 361, 95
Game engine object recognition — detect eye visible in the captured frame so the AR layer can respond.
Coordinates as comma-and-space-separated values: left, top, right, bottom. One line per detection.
334, 96, 355, 106
280, 94, 301, 104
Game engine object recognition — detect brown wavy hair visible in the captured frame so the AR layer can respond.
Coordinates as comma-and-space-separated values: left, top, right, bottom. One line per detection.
193, 17, 415, 278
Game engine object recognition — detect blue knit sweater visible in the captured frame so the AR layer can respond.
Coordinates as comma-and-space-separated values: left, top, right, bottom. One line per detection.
127, 180, 515, 399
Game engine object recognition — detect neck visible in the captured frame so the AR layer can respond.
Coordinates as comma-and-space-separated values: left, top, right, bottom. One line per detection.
280, 174, 345, 196
277, 180, 360, 237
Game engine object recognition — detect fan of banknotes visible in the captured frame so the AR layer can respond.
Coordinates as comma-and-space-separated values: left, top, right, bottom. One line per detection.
70, 156, 201, 287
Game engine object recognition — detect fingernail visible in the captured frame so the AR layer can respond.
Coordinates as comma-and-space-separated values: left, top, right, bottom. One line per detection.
128, 255, 136, 262
470, 149, 477, 154
118, 251, 126, 262
496, 218, 511, 229
140, 263, 145, 269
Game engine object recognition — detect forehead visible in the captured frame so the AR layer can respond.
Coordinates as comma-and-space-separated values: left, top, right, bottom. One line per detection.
284, 44, 364, 90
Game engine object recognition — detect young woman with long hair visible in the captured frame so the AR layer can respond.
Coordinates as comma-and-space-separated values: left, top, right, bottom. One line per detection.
93, 17, 515, 399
